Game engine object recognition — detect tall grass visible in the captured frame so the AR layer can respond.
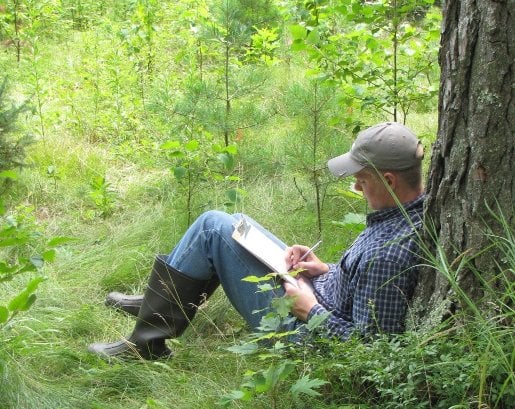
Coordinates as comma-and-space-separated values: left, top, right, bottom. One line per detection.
6, 100, 513, 408
270, 204, 512, 409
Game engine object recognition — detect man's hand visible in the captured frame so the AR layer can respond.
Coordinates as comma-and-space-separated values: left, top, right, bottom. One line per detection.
283, 276, 319, 322
284, 245, 329, 278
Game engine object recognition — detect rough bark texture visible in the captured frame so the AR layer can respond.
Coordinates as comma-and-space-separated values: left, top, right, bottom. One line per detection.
411, 0, 514, 327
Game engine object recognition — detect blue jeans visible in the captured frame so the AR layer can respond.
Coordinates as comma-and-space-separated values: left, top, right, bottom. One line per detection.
165, 210, 287, 329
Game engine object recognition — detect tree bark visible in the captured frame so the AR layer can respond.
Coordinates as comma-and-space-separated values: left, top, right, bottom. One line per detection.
411, 0, 514, 326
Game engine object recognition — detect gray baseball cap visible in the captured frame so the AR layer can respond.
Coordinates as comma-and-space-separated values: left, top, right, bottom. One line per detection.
327, 122, 423, 177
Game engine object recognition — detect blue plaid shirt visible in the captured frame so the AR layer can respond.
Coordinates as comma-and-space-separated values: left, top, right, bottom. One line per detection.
306, 195, 424, 340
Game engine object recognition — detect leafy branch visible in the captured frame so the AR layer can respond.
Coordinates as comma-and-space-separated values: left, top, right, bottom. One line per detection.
220, 274, 328, 407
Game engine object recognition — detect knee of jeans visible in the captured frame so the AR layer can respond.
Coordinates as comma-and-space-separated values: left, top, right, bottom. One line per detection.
201, 210, 234, 234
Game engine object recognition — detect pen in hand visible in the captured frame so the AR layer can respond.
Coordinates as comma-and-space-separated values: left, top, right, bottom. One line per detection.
298, 240, 322, 262
282, 240, 322, 287
287, 240, 322, 271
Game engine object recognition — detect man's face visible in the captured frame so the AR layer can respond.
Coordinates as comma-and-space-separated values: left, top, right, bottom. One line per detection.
353, 169, 391, 210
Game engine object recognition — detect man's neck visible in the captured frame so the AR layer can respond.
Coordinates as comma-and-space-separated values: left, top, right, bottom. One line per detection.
398, 187, 424, 204
381, 187, 423, 209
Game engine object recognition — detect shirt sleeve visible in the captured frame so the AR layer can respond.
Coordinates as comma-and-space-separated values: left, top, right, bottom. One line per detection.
307, 258, 416, 341
307, 303, 357, 339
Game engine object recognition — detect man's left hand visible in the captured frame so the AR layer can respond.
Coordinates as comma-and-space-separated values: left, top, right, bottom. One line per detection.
283, 276, 318, 321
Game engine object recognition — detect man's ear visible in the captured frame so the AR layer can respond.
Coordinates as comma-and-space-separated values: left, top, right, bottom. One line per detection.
382, 172, 397, 189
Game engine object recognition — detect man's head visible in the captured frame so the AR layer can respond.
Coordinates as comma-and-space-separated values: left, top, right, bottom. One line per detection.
328, 122, 424, 209
328, 122, 423, 177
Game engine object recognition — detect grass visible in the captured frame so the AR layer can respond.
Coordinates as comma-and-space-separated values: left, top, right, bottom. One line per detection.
1, 127, 344, 408
0, 102, 495, 409
4, 105, 513, 408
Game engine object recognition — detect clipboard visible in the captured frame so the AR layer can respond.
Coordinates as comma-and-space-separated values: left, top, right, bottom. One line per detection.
232, 217, 298, 286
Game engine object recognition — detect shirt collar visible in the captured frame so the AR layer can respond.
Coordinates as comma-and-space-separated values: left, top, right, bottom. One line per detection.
366, 194, 425, 225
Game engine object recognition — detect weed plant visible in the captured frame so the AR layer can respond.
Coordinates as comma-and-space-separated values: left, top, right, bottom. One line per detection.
216, 206, 514, 409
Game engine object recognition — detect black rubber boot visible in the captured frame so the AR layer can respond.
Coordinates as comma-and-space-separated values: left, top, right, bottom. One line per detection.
88, 255, 219, 360
104, 292, 143, 316
105, 271, 219, 317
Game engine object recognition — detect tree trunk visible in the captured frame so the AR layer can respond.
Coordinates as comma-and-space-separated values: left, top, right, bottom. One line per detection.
411, 0, 514, 326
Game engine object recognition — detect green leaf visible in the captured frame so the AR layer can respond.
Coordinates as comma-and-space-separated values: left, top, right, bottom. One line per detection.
168, 150, 184, 158
242, 275, 273, 283
266, 360, 296, 386
23, 293, 37, 311
225, 188, 243, 204
17, 261, 37, 273
46, 165, 57, 175
160, 140, 181, 150
25, 276, 45, 293
290, 375, 328, 397
90, 176, 106, 190
306, 28, 320, 45
218, 389, 251, 407
0, 306, 8, 323
218, 153, 234, 169
30, 255, 45, 269
366, 37, 379, 50
226, 342, 258, 355
225, 144, 238, 155
341, 212, 366, 227
0, 170, 18, 180
8, 291, 31, 312
289, 24, 307, 40
256, 283, 275, 292
42, 249, 56, 262
257, 314, 282, 332
0, 236, 29, 247
7, 277, 44, 312
271, 295, 295, 317
306, 310, 331, 330
291, 40, 307, 51
47, 236, 77, 247
252, 372, 270, 393
185, 139, 200, 151
173, 166, 187, 179
0, 261, 16, 274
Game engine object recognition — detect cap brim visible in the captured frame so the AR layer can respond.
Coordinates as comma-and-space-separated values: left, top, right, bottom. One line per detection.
327, 153, 365, 177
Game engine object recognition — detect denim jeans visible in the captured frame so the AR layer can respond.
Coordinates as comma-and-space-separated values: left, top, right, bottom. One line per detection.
165, 210, 287, 329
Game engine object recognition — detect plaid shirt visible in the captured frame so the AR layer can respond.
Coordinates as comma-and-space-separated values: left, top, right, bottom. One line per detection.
307, 195, 424, 340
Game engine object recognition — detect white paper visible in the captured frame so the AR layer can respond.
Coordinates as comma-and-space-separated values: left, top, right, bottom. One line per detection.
232, 217, 298, 286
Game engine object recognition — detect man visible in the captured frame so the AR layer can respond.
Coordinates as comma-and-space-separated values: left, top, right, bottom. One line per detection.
88, 122, 425, 359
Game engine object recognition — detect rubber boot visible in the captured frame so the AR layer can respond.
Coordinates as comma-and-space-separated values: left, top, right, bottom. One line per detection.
104, 267, 219, 317
104, 292, 143, 316
88, 255, 219, 360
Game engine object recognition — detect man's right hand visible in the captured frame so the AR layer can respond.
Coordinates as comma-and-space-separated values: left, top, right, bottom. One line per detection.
284, 245, 329, 278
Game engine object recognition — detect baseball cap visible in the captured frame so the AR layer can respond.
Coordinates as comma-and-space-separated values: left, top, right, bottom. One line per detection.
327, 122, 423, 177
